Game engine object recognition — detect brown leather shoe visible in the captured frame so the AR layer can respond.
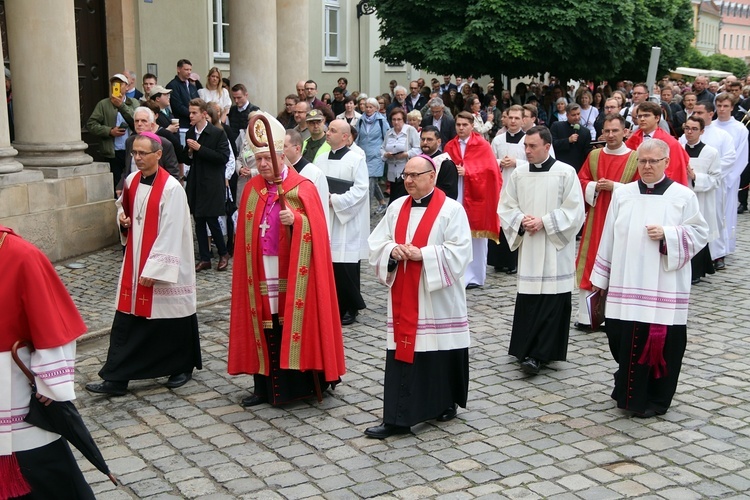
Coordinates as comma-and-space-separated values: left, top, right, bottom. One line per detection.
217, 255, 229, 271
195, 261, 212, 272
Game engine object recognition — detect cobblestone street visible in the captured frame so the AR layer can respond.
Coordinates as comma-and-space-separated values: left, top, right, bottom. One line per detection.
58, 214, 750, 499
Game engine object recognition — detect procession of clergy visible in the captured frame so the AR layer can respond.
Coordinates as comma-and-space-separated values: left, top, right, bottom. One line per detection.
6, 89, 742, 495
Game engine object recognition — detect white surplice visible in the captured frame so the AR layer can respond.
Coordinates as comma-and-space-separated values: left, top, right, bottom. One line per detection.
316, 149, 370, 263
491, 131, 526, 187
1, 342, 77, 454
116, 173, 197, 318
297, 160, 331, 234
680, 124, 736, 258
713, 118, 749, 255
591, 180, 709, 325
369, 194, 472, 351
498, 158, 585, 294
686, 142, 722, 242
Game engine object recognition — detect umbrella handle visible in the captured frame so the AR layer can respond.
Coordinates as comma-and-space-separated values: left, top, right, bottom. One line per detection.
11, 340, 37, 386
108, 472, 119, 486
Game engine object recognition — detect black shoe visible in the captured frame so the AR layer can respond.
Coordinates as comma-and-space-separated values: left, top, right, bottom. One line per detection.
436, 404, 457, 422
574, 321, 594, 332
520, 357, 541, 375
85, 380, 128, 396
364, 423, 411, 439
465, 283, 480, 290
165, 372, 192, 388
341, 311, 357, 326
738, 205, 747, 214
506, 268, 517, 275
632, 409, 658, 418
691, 277, 701, 285
714, 258, 726, 271
240, 394, 268, 407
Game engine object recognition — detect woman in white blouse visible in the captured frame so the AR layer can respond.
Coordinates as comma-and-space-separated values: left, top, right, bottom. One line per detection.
380, 108, 421, 203
577, 89, 599, 137
198, 67, 232, 122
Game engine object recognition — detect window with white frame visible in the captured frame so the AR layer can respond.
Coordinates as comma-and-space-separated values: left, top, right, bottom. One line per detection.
213, 0, 229, 59
324, 0, 340, 63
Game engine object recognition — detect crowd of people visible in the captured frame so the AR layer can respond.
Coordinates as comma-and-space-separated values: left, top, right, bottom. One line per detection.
4, 61, 749, 495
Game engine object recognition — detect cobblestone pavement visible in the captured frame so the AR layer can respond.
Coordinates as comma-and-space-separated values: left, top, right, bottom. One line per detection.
58, 213, 750, 499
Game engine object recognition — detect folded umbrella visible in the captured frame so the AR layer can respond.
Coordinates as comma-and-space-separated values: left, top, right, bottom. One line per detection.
11, 340, 118, 486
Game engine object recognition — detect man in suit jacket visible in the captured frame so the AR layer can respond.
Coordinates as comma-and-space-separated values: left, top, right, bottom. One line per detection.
117, 107, 180, 193
405, 81, 428, 113
550, 103, 591, 172
184, 98, 231, 272
166, 59, 200, 128
421, 98, 456, 146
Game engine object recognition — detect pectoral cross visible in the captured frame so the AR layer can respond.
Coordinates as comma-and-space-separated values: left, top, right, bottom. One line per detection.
136, 214, 143, 224
259, 219, 270, 237
138, 295, 149, 306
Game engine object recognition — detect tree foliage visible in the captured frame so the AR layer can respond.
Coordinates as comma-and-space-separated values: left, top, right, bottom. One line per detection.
371, 0, 694, 82
680, 46, 749, 79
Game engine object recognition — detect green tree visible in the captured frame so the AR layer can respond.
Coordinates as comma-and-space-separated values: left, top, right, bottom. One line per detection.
371, 0, 693, 82
706, 54, 749, 78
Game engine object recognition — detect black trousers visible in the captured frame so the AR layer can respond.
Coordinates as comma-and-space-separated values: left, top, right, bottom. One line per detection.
194, 216, 228, 263
15, 438, 95, 499
107, 150, 126, 198
332, 262, 366, 316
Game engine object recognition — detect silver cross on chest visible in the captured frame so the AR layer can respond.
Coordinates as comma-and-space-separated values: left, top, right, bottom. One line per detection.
259, 219, 270, 237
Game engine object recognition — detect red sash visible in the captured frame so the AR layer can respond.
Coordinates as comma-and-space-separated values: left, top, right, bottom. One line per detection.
391, 189, 446, 363
117, 168, 169, 317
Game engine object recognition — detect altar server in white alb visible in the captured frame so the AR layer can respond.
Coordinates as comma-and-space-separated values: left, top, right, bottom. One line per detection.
712, 93, 749, 262
86, 132, 201, 396
366, 154, 472, 439
683, 116, 722, 283
316, 119, 370, 326
591, 139, 708, 418
498, 126, 585, 376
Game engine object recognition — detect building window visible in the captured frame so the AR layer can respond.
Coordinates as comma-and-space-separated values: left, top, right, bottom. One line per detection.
724, 33, 727, 49
213, 0, 229, 59
324, 0, 340, 63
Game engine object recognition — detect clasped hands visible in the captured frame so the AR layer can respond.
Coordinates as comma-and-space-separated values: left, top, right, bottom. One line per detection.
521, 215, 544, 235
391, 243, 423, 262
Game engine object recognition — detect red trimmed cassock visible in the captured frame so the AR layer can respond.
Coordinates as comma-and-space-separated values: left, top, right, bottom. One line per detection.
228, 167, 346, 405
0, 226, 94, 499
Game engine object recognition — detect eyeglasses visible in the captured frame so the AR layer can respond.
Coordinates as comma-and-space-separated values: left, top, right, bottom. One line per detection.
400, 170, 433, 180
636, 114, 655, 120
131, 150, 158, 158
683, 126, 701, 132
637, 157, 667, 166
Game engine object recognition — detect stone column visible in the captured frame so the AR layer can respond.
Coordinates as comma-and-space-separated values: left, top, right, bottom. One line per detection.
277, 0, 309, 111
5, 0, 92, 168
0, 29, 23, 175
229, 0, 277, 113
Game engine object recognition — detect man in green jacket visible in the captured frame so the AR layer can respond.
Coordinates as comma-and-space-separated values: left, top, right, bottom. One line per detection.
86, 73, 138, 197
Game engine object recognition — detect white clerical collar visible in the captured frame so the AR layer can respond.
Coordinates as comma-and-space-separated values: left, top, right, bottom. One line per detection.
686, 140, 701, 147
508, 129, 522, 136
331, 146, 346, 155
604, 144, 631, 156
413, 189, 435, 204
533, 156, 552, 169
644, 174, 666, 188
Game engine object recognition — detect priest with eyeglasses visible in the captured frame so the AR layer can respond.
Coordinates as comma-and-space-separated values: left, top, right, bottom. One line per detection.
366, 154, 472, 439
